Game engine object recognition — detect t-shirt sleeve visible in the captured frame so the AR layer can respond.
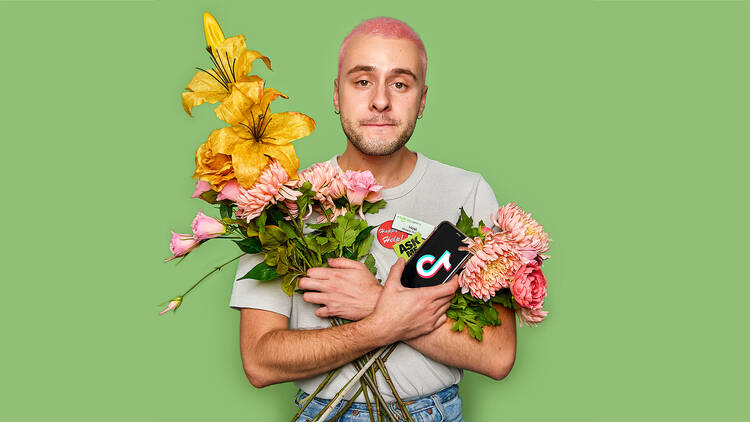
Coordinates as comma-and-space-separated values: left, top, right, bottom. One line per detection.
228, 253, 292, 318
471, 175, 500, 225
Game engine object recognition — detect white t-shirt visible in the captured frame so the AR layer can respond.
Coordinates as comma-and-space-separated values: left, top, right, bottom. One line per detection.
229, 151, 499, 401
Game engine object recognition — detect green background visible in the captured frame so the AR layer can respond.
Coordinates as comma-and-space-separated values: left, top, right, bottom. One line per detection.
0, 0, 747, 421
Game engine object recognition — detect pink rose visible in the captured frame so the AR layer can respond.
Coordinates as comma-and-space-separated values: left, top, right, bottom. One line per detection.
165, 232, 199, 262
341, 170, 383, 206
216, 180, 241, 202
191, 210, 226, 241
510, 262, 547, 310
517, 307, 548, 327
191, 180, 212, 198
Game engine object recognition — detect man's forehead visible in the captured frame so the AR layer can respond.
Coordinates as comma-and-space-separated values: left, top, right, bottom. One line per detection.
341, 35, 422, 77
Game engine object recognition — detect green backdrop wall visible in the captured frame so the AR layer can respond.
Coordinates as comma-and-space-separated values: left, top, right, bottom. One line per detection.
0, 0, 747, 421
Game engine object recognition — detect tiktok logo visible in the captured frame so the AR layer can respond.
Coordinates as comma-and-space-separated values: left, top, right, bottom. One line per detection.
416, 251, 452, 279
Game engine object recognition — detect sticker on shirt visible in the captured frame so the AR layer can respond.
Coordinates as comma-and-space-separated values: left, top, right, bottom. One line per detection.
393, 232, 424, 259
376, 220, 409, 248
392, 213, 435, 238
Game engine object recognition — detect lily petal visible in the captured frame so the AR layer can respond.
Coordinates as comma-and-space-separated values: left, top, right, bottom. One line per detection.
182, 69, 229, 116
259, 87, 289, 113
232, 76, 264, 104
262, 112, 316, 145
262, 143, 299, 179
232, 141, 268, 188
215, 84, 259, 127
246, 50, 272, 71
203, 12, 226, 51
207, 127, 243, 155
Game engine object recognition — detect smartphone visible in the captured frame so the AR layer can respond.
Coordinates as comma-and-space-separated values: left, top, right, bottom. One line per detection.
400, 221, 470, 288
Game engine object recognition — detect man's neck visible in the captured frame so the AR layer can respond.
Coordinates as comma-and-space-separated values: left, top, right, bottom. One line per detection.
337, 143, 418, 189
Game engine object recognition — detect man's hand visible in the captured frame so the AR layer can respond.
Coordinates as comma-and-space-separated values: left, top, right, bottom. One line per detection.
299, 257, 383, 320
366, 258, 458, 343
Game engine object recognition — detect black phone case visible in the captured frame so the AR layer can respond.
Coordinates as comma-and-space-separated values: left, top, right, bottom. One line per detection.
400, 221, 470, 288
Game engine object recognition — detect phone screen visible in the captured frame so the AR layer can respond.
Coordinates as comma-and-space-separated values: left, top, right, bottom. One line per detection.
400, 221, 470, 288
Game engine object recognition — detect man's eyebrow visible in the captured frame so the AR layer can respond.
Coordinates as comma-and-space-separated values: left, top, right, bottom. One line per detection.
346, 65, 375, 75
391, 68, 418, 81
345, 65, 419, 82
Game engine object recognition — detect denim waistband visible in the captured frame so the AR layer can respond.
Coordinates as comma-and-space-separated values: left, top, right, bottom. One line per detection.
295, 384, 458, 414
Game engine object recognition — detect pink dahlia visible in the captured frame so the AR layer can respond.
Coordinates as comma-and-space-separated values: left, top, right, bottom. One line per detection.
458, 233, 523, 301
510, 261, 547, 310
516, 307, 548, 328
493, 202, 550, 264
341, 170, 383, 206
235, 160, 302, 222
298, 162, 346, 202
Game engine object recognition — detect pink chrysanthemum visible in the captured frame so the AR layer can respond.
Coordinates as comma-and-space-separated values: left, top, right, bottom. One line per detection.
235, 160, 302, 222
458, 233, 523, 301
493, 202, 550, 264
298, 162, 347, 201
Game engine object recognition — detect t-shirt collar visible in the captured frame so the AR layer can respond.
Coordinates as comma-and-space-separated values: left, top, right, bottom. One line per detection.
328, 151, 430, 200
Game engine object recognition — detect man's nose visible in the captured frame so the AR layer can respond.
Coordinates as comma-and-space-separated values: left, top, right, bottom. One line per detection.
369, 83, 391, 112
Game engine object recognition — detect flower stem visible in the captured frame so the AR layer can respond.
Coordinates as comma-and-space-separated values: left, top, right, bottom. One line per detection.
290, 368, 341, 422
329, 318, 402, 421
312, 347, 386, 422
181, 254, 243, 297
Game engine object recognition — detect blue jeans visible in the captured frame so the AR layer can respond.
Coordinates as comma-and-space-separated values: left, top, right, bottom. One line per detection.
293, 384, 464, 422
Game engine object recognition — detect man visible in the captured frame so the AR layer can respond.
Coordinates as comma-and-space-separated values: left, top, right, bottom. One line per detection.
229, 17, 516, 421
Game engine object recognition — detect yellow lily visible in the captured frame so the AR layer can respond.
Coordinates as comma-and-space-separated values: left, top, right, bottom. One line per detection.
196, 80, 315, 189
181, 12, 272, 117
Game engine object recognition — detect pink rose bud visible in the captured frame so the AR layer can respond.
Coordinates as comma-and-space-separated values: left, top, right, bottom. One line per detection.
480, 226, 492, 235
191, 180, 212, 198
165, 232, 199, 262
341, 170, 383, 206
159, 296, 183, 315
216, 180, 241, 202
191, 210, 226, 241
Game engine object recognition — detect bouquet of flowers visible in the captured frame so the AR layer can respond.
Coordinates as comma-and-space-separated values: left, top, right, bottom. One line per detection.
160, 12, 552, 422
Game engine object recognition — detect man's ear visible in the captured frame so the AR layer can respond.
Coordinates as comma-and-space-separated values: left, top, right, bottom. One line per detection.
418, 84, 428, 116
333, 78, 340, 113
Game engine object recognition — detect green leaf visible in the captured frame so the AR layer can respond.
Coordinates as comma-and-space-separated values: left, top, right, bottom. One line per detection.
267, 208, 285, 225
342, 247, 356, 260
455, 207, 474, 236
278, 220, 299, 240
307, 221, 332, 230
298, 181, 313, 195
362, 199, 387, 215
239, 261, 281, 281
234, 237, 262, 254
332, 212, 359, 247
199, 189, 219, 204
257, 211, 267, 234
357, 234, 375, 260
281, 273, 299, 296
259, 225, 287, 249
364, 254, 377, 276
220, 203, 233, 220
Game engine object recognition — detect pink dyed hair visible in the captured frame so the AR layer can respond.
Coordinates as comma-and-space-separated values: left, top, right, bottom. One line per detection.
337, 17, 427, 83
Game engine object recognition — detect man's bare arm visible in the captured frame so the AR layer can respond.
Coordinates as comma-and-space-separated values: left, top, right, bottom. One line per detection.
239, 309, 387, 388
239, 259, 455, 388
404, 303, 517, 380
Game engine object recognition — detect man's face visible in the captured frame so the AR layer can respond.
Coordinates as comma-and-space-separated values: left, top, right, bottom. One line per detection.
334, 34, 427, 156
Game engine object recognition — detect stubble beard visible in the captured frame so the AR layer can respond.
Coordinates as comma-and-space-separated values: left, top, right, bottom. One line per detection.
340, 114, 417, 156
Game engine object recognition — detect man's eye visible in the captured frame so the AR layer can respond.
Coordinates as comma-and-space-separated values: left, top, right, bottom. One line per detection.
356, 80, 370, 87
394, 82, 407, 89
